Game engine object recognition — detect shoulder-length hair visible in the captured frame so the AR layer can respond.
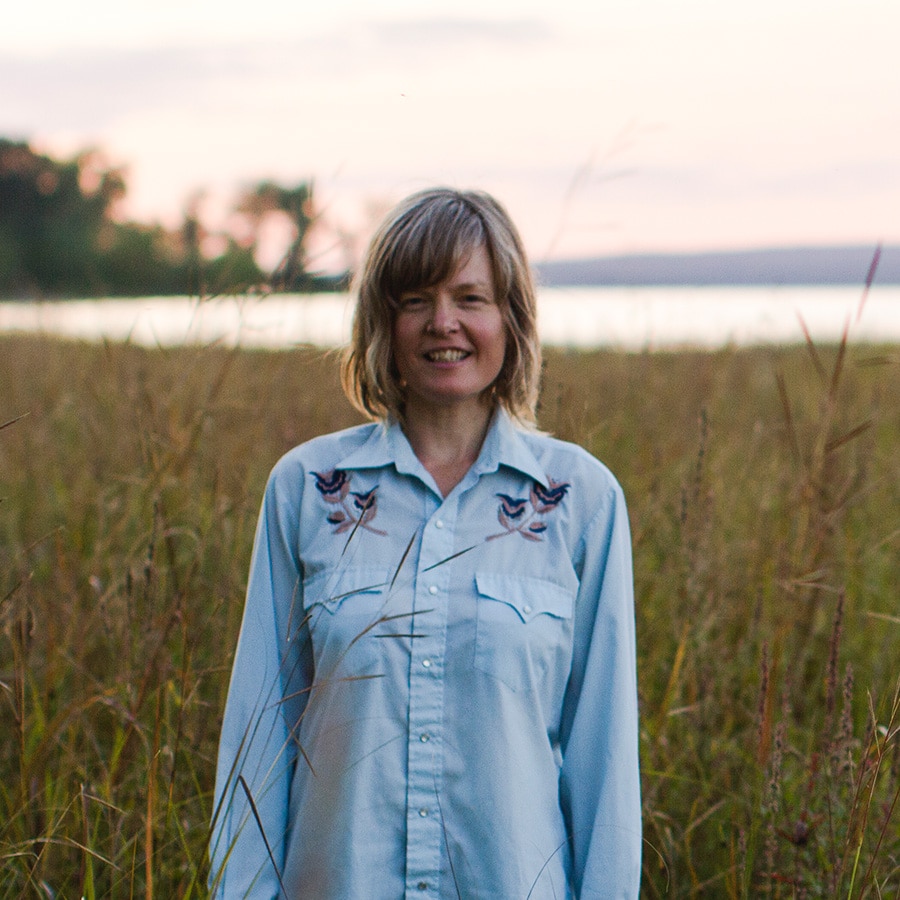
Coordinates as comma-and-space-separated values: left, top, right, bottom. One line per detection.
341, 187, 541, 426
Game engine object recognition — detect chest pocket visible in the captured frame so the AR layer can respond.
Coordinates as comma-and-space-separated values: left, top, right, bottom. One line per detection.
303, 567, 392, 674
474, 572, 576, 693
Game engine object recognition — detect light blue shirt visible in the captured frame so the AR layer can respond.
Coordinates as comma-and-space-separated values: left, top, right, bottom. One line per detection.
210, 410, 641, 898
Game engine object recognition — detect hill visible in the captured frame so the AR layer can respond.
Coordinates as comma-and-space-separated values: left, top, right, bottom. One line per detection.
534, 245, 899, 287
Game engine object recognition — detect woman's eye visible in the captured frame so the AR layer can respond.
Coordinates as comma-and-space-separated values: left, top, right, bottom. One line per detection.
399, 295, 425, 308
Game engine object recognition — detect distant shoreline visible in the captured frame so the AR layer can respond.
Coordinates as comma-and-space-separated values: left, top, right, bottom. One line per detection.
534, 244, 898, 287
3, 246, 897, 302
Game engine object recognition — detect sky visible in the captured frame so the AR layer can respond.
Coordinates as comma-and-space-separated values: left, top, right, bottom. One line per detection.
3, 0, 899, 271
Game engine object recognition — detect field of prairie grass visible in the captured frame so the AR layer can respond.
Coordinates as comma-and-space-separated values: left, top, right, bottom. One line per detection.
1, 331, 898, 898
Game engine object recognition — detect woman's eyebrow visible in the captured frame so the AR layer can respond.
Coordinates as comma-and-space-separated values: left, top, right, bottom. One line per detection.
454, 280, 493, 291
399, 280, 493, 294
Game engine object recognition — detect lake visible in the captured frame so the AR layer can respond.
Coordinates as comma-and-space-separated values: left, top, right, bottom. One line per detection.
2, 286, 898, 350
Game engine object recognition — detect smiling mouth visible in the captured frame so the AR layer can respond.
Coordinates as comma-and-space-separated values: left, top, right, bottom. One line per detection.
424, 349, 469, 362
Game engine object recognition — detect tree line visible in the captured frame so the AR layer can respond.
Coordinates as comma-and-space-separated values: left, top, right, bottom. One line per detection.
0, 138, 345, 299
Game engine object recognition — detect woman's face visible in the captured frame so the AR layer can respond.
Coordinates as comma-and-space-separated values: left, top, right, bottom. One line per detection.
391, 243, 506, 418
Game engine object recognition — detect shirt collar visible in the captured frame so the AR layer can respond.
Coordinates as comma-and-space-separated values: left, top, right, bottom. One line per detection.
336, 409, 548, 488
471, 408, 548, 487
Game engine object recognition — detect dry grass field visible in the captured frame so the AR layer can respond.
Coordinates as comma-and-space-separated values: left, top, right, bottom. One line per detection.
1, 332, 898, 897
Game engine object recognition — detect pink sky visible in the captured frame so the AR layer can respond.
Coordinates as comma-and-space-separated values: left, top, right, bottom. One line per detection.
4, 0, 899, 269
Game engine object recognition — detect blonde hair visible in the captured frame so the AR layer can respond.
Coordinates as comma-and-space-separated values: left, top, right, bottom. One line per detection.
341, 188, 541, 425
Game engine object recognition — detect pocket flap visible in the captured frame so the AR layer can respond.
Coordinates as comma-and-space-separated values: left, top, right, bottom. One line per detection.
304, 567, 391, 613
475, 572, 575, 624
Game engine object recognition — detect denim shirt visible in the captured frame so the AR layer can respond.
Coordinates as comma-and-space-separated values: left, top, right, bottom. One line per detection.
210, 410, 641, 899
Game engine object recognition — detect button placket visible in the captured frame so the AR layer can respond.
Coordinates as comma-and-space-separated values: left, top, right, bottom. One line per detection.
405, 503, 456, 896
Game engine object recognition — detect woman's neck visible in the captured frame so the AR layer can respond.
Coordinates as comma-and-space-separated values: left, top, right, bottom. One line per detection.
401, 399, 495, 497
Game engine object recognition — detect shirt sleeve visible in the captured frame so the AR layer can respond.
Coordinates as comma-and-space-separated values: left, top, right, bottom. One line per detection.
209, 459, 310, 898
558, 478, 642, 899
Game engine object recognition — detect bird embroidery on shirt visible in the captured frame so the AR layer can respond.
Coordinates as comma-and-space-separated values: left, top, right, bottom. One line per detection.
488, 477, 570, 542
312, 469, 387, 536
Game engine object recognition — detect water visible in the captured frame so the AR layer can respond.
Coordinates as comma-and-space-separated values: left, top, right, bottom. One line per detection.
1, 286, 898, 350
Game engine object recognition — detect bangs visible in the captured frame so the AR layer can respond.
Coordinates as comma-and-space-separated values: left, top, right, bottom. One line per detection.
377, 201, 487, 304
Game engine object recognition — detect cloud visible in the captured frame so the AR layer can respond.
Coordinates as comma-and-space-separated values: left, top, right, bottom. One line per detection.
0, 15, 554, 137
368, 17, 551, 48
1, 46, 226, 132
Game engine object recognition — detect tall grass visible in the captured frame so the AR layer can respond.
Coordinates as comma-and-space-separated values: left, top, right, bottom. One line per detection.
1, 328, 898, 897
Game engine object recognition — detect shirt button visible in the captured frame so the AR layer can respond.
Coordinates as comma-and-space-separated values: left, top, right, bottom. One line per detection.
420, 733, 430, 742
422, 658, 431, 668
419, 807, 429, 817
435, 520, 444, 529
428, 585, 438, 595
523, 604, 532, 614
417, 882, 428, 890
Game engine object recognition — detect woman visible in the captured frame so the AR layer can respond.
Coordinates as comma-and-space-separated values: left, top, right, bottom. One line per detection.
210, 188, 641, 898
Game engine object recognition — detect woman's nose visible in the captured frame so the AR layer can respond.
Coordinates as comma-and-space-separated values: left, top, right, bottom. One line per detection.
426, 296, 459, 333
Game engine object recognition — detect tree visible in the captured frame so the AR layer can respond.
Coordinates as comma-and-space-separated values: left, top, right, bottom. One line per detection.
0, 140, 269, 298
0, 140, 125, 296
0, 140, 339, 298
235, 180, 318, 291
